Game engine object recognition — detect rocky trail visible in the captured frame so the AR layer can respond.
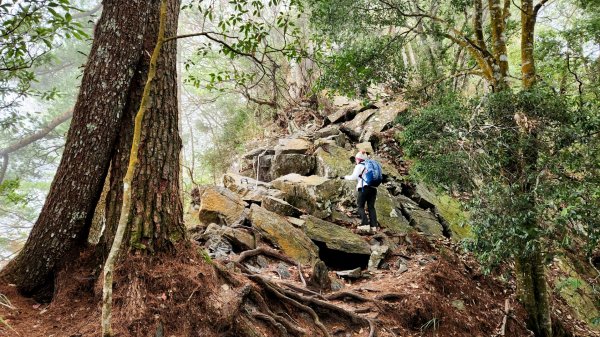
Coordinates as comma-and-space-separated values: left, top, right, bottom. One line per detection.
0, 96, 598, 337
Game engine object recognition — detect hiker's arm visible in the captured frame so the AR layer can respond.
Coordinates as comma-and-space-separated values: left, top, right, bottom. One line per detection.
344, 165, 362, 180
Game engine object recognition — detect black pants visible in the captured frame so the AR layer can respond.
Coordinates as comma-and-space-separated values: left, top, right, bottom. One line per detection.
357, 186, 378, 227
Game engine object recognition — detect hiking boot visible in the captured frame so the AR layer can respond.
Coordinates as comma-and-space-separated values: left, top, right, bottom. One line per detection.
357, 225, 371, 234
370, 226, 380, 233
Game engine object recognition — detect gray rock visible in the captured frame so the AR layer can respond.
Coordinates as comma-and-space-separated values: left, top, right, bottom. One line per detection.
359, 99, 407, 142
256, 255, 269, 268
309, 260, 331, 291
356, 142, 374, 154
223, 173, 283, 203
271, 174, 342, 219
262, 196, 303, 217
286, 216, 305, 227
269, 154, 316, 178
331, 278, 345, 291
326, 96, 364, 124
243, 147, 274, 159
274, 138, 312, 155
276, 262, 291, 279
249, 204, 319, 264
304, 216, 371, 255
222, 227, 256, 250
375, 189, 413, 234
314, 145, 355, 178
402, 204, 444, 237
314, 125, 341, 138
368, 245, 389, 271
342, 108, 377, 136
335, 268, 362, 279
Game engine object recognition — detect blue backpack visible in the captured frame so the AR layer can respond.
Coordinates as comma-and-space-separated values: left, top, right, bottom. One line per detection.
361, 159, 383, 187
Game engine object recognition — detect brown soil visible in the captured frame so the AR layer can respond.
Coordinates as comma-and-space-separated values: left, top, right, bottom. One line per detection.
0, 236, 597, 337
0, 236, 531, 337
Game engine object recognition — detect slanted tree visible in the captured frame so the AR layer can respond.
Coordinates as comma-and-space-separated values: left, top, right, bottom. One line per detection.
0, 0, 185, 301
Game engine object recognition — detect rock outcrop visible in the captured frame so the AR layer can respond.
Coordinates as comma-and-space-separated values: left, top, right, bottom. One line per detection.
187, 95, 454, 274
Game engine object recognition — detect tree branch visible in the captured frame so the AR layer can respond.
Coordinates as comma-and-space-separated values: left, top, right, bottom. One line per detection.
0, 108, 73, 156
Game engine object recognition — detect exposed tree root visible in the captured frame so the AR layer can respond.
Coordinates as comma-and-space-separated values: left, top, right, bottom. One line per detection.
213, 257, 378, 337
326, 291, 372, 303
247, 274, 332, 337
236, 246, 297, 266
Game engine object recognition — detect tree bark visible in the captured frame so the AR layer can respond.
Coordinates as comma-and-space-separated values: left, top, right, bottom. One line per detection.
516, 251, 553, 337
0, 0, 151, 297
101, 0, 184, 255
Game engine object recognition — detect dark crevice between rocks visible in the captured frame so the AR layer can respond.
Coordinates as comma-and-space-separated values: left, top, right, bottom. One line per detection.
433, 209, 452, 239
339, 125, 360, 142
313, 241, 369, 271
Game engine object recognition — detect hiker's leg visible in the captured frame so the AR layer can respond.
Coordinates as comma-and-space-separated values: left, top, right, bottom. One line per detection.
366, 187, 378, 227
356, 189, 368, 226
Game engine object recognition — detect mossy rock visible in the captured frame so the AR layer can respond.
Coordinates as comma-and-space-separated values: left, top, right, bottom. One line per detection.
304, 216, 371, 255
198, 186, 247, 226
556, 257, 600, 328
314, 145, 354, 178
249, 204, 319, 264
375, 189, 413, 234
271, 174, 342, 219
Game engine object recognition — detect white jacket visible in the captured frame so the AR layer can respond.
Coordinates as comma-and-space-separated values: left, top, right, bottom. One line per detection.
344, 163, 366, 190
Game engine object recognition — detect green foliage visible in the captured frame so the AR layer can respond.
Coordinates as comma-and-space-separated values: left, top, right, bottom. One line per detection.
316, 36, 407, 97
199, 107, 259, 179
400, 93, 472, 190
181, 0, 306, 103
0, 179, 26, 204
400, 86, 600, 267
0, 0, 89, 124
555, 277, 583, 292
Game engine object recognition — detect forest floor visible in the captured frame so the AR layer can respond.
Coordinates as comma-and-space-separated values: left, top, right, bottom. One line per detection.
0, 236, 535, 337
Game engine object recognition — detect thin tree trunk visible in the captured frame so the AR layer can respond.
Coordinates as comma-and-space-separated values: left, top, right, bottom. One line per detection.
516, 251, 553, 337
0, 0, 150, 297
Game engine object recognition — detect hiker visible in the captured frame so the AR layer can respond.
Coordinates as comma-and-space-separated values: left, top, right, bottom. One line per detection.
344, 151, 382, 232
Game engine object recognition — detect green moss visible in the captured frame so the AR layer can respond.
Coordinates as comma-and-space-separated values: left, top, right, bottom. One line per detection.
556, 257, 600, 328
199, 248, 213, 265
435, 194, 472, 241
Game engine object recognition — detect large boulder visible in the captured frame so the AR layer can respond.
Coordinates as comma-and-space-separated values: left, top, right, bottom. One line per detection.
375, 189, 413, 234
355, 142, 374, 154
222, 227, 256, 251
249, 204, 319, 264
262, 196, 303, 217
314, 124, 341, 139
274, 138, 312, 155
359, 99, 407, 142
342, 108, 377, 138
325, 96, 365, 124
269, 154, 316, 179
198, 186, 248, 226
304, 216, 371, 255
314, 145, 354, 179
400, 200, 444, 237
242, 147, 275, 159
271, 174, 342, 219
223, 173, 282, 203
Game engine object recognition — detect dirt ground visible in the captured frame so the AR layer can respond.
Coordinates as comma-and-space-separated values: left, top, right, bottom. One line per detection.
0, 235, 597, 337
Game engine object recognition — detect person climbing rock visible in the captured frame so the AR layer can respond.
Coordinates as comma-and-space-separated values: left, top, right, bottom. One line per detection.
344, 151, 382, 233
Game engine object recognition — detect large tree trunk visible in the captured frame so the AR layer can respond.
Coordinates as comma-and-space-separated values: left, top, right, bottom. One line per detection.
101, 0, 184, 255
0, 0, 151, 297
